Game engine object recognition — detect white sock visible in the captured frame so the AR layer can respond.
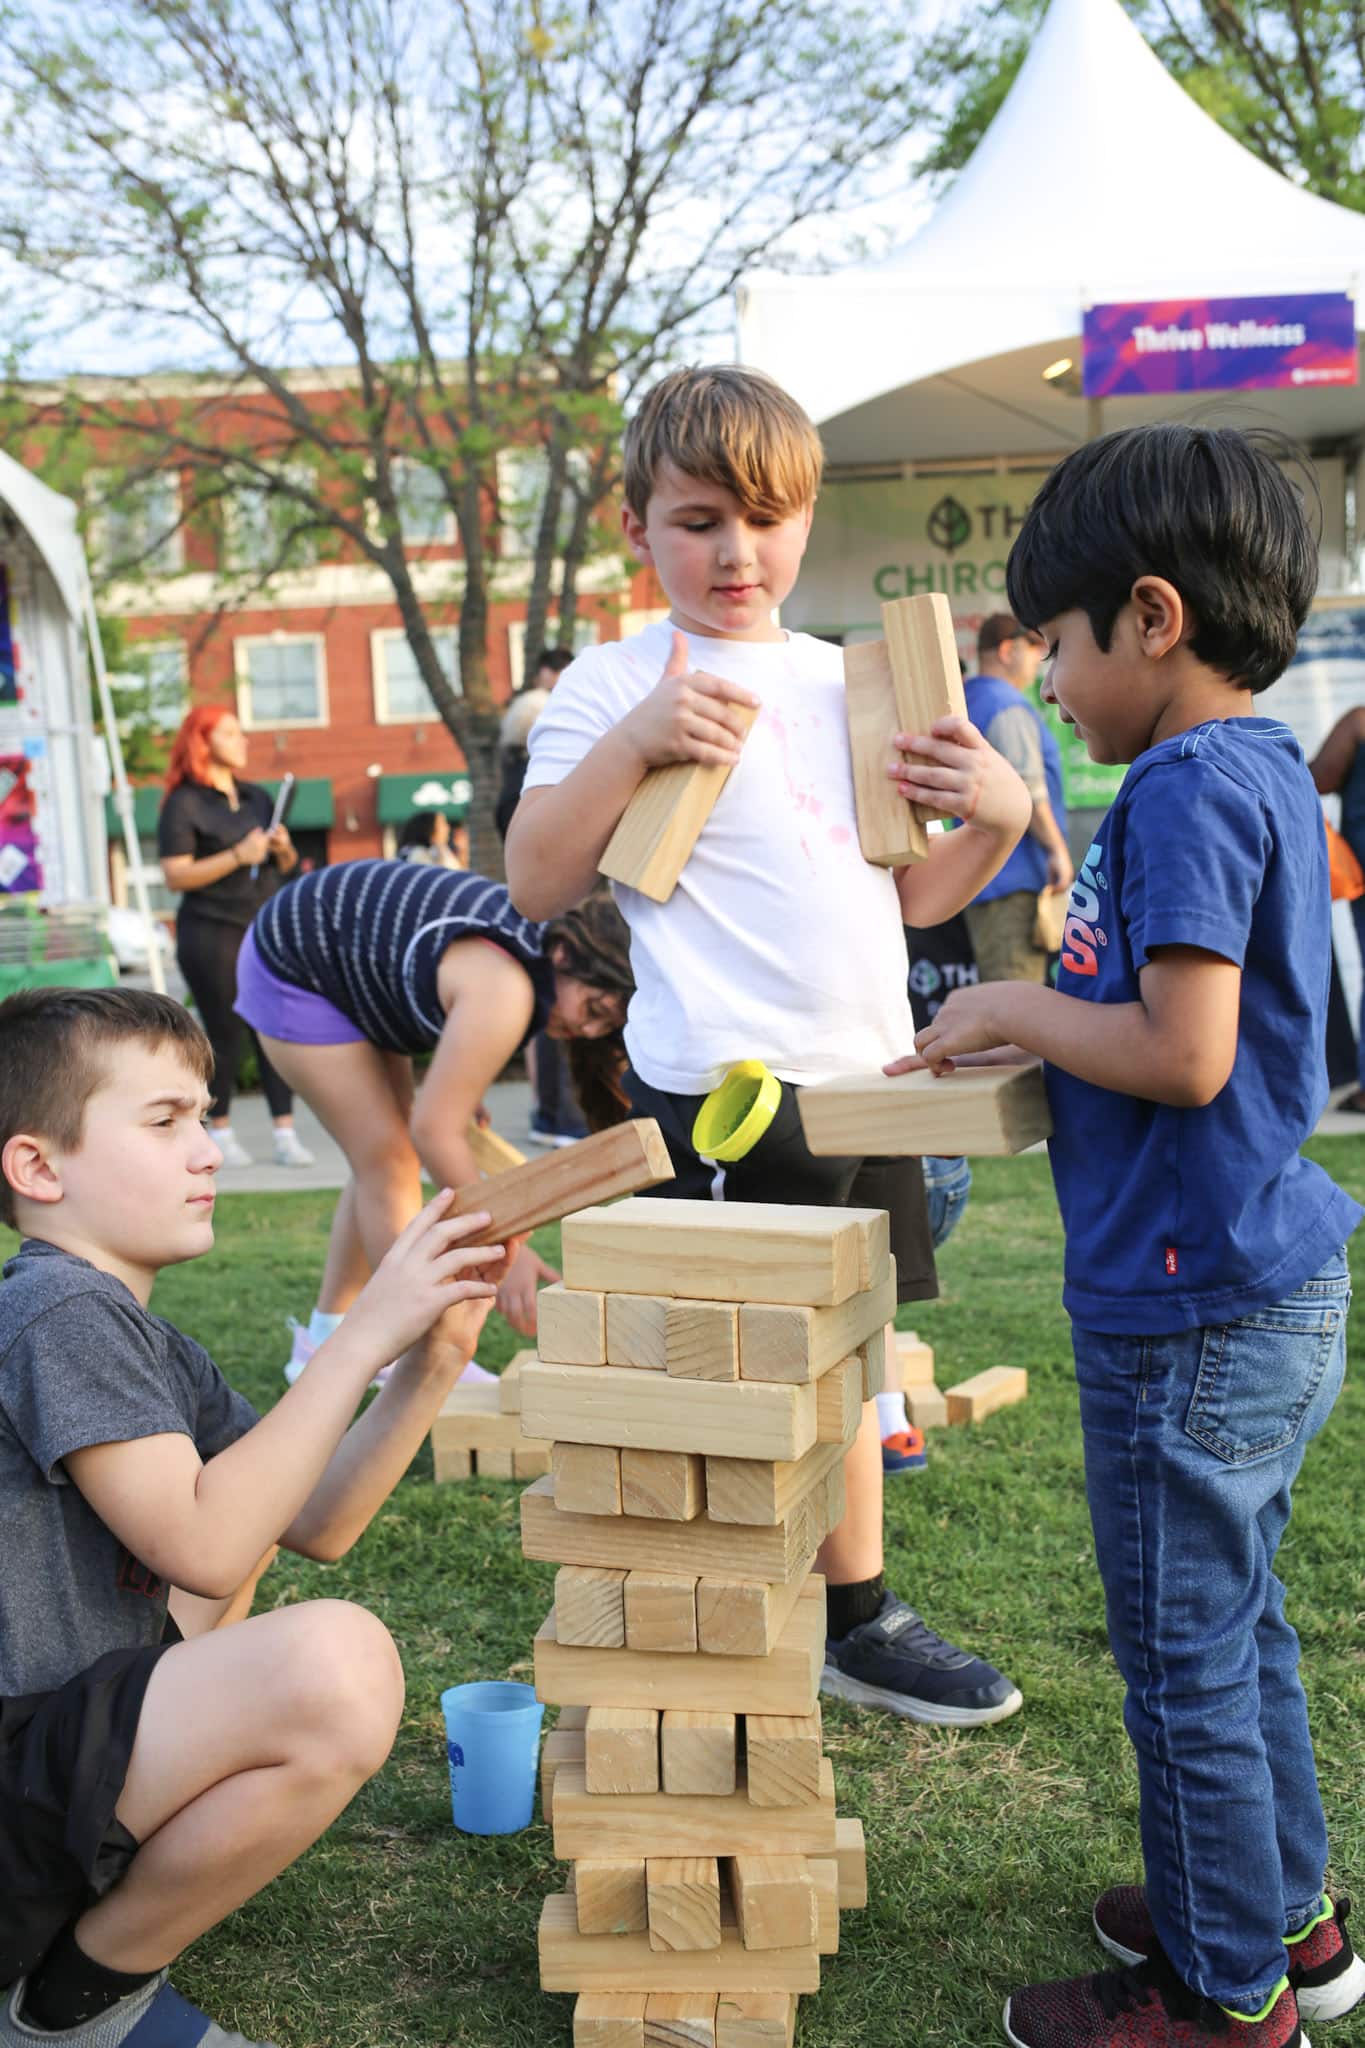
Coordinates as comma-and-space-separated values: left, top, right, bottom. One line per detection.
309, 1307, 345, 1344
458, 1359, 496, 1385
875, 1390, 908, 1439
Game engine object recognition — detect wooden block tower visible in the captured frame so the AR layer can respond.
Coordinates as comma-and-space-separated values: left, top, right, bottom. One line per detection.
519, 1197, 883, 2047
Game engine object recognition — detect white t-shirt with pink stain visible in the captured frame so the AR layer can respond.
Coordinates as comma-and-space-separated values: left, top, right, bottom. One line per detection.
523, 618, 914, 1094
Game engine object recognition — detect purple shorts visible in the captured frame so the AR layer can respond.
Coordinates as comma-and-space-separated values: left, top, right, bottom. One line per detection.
234, 925, 366, 1046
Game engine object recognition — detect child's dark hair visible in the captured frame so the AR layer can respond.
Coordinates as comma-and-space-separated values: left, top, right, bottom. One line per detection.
1006, 424, 1318, 693
0, 986, 213, 1229
543, 891, 634, 1132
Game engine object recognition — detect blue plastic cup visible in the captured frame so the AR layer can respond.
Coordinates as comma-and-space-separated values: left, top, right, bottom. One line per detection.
440, 1680, 545, 1835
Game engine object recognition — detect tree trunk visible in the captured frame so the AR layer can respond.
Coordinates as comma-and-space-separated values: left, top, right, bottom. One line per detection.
461, 713, 506, 885
456, 462, 494, 717
524, 431, 568, 663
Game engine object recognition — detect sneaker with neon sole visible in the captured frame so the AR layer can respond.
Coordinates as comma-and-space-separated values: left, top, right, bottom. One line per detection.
1004, 1948, 1308, 2048
1, 1972, 278, 2047
1094, 1890, 1364, 2025
881, 1427, 929, 1474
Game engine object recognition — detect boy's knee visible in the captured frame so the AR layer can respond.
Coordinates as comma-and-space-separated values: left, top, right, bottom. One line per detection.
282, 1600, 405, 1776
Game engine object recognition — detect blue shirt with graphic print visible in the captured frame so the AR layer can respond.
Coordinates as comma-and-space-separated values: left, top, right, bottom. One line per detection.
1045, 716, 1361, 1335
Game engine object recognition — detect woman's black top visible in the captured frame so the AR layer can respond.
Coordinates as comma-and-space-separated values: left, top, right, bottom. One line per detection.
158, 779, 281, 931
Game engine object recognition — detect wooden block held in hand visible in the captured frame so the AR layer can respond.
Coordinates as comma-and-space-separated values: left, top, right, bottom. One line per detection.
739, 1268, 896, 1385
562, 1198, 874, 1309
621, 1448, 706, 1522
625, 1571, 698, 1655
906, 1385, 949, 1430
844, 638, 930, 867
575, 1992, 648, 2048
815, 1355, 862, 1445
696, 1568, 814, 1660
600, 700, 760, 904
728, 1857, 817, 1953
881, 590, 969, 827
451, 1118, 674, 1236
745, 1713, 823, 1809
465, 1120, 527, 1175
556, 1566, 628, 1649
661, 1711, 737, 1797
797, 1063, 1052, 1159
945, 1365, 1028, 1423
576, 1858, 649, 1936
644, 1993, 718, 2048
539, 1285, 608, 1365
648, 1857, 722, 1952
585, 1706, 659, 1795
715, 1992, 797, 2048
555, 1442, 623, 1516
834, 1816, 867, 1908
666, 1300, 740, 1381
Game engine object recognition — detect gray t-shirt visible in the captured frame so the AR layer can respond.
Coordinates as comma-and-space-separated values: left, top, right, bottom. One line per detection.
0, 1239, 259, 1696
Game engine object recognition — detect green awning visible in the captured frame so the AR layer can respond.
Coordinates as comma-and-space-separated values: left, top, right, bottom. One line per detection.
377, 772, 472, 825
105, 776, 334, 837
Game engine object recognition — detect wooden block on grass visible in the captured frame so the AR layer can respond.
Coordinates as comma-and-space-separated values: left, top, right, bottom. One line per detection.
498, 1349, 536, 1412
521, 1475, 814, 1585
644, 1993, 717, 2048
478, 1446, 515, 1477
464, 1120, 527, 1175
881, 590, 969, 827
621, 1449, 706, 1522
715, 1992, 797, 2048
625, 1571, 699, 1655
696, 1565, 814, 1659
894, 1331, 935, 1387
815, 1355, 862, 1445
666, 1301, 739, 1381
540, 1726, 586, 1817
599, 701, 760, 904
607, 1293, 670, 1370
945, 1365, 1028, 1424
432, 1444, 472, 1482
539, 1894, 820, 1995
906, 1385, 949, 1430
555, 1443, 623, 1516
585, 1707, 659, 1795
834, 1817, 867, 1908
536, 1588, 824, 1717
844, 637, 930, 867
705, 1438, 846, 1528
452, 1119, 674, 1237
729, 1857, 817, 1953
648, 1858, 721, 1952
523, 1360, 817, 1465
562, 1199, 884, 1309
556, 1566, 628, 1649
661, 1711, 737, 1797
513, 1444, 552, 1478
797, 1063, 1052, 1159
575, 1992, 648, 2048
552, 1760, 837, 1861
576, 1858, 649, 1936
807, 1858, 839, 1953
745, 1713, 823, 1809
738, 1267, 896, 1385
539, 1285, 608, 1365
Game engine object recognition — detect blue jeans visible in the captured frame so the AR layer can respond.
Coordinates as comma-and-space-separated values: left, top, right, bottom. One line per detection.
1073, 1248, 1351, 2010
922, 1154, 971, 1251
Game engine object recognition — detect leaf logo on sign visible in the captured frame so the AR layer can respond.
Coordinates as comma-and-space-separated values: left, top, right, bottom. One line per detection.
927, 495, 972, 553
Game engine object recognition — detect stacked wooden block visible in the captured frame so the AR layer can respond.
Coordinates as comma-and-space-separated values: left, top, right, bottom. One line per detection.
519, 1197, 886, 2048
430, 1352, 552, 1481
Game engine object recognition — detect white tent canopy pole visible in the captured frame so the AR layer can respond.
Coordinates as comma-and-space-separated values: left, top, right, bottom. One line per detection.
81, 568, 164, 994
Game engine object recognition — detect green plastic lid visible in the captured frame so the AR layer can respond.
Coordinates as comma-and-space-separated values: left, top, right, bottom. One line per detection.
691, 1060, 782, 1164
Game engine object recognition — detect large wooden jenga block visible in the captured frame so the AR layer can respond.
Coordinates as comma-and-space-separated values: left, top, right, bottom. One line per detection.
598, 701, 760, 904
738, 1267, 895, 1383
644, 1992, 718, 2048
578, 1860, 650, 1936
540, 1285, 609, 1364
562, 1199, 887, 1308
551, 1761, 837, 1861
586, 1707, 660, 1795
880, 591, 969, 829
844, 638, 930, 868
557, 1566, 629, 1649
728, 1857, 817, 1953
744, 1713, 824, 1810
796, 1062, 1052, 1158
647, 1858, 722, 1952
661, 1712, 737, 1797
452, 1118, 675, 1235
429, 1380, 552, 1482
575, 1992, 649, 2048
621, 1449, 707, 1522
522, 1360, 819, 1464
539, 1895, 820, 1994
521, 1476, 820, 1585
715, 1993, 797, 2048
945, 1365, 1028, 1423
555, 1443, 624, 1515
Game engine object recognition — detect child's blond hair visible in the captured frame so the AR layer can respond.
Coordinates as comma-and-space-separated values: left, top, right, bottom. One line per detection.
623, 366, 823, 521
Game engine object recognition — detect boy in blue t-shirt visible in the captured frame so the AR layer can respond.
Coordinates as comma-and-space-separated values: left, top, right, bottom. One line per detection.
899, 424, 1364, 2048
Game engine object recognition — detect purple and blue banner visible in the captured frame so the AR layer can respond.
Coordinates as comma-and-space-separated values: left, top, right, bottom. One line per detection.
1082, 292, 1357, 399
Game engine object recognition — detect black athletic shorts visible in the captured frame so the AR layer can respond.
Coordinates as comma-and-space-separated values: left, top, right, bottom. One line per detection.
625, 1066, 938, 1305
0, 1637, 177, 1984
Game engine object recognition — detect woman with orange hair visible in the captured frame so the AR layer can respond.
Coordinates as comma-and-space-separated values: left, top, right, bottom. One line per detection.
157, 704, 313, 1167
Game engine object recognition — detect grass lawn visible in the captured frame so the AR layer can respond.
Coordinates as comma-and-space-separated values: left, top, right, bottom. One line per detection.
143, 1143, 1365, 2047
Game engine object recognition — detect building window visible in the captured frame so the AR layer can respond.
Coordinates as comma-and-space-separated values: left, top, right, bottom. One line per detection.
143, 641, 189, 727
88, 471, 184, 579
371, 629, 459, 724
507, 615, 598, 692
391, 457, 456, 546
235, 635, 327, 728
226, 470, 318, 573
499, 445, 593, 558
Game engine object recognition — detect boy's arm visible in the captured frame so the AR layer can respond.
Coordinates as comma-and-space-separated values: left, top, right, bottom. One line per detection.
904, 945, 1241, 1108
1309, 706, 1365, 796
505, 630, 759, 920
63, 1196, 504, 1598
890, 717, 1033, 927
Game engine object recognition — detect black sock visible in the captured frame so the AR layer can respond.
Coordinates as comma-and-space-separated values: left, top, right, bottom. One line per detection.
21, 1924, 158, 2032
826, 1573, 885, 1640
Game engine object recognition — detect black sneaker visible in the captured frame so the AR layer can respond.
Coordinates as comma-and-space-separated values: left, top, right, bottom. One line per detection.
821, 1590, 1023, 1727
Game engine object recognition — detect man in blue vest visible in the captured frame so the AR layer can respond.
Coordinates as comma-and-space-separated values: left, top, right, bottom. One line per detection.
963, 613, 1072, 982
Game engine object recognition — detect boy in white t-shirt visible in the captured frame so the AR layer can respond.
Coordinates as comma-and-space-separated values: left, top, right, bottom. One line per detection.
506, 364, 1032, 1725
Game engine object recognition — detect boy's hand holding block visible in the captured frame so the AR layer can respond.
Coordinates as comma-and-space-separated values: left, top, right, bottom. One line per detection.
796, 1062, 1052, 1158
599, 701, 761, 904
451, 1119, 675, 1236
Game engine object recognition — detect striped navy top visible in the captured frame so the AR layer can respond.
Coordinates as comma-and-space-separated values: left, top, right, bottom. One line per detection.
251, 861, 555, 1055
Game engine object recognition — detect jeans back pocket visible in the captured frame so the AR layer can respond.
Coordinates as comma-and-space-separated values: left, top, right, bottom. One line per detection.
1184, 1289, 1348, 1466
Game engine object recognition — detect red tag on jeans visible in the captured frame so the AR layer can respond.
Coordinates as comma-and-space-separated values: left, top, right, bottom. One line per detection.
1165, 1247, 1178, 1275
